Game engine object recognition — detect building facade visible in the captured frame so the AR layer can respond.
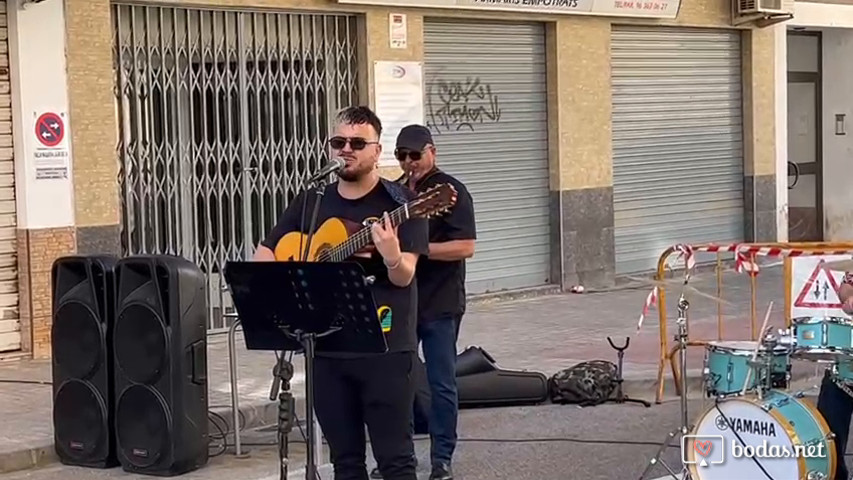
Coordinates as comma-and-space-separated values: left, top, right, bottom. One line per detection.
777, 0, 853, 244
3, 0, 783, 360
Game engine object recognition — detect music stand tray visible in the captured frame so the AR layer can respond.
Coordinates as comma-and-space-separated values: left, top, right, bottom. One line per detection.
223, 260, 388, 353
223, 260, 388, 480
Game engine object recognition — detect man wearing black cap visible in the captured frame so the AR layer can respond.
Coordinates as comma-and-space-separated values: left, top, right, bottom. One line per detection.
371, 124, 476, 480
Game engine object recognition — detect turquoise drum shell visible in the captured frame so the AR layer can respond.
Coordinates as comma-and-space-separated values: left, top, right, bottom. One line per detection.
688, 389, 836, 480
704, 341, 790, 398
835, 360, 853, 383
792, 316, 853, 362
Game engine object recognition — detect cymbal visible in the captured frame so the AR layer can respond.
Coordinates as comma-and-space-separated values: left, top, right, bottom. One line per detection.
821, 258, 853, 272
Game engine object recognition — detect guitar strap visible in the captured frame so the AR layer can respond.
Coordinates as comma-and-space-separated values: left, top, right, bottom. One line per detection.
379, 177, 414, 206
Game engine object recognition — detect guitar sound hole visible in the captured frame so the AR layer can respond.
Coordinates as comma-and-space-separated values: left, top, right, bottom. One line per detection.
316, 245, 333, 259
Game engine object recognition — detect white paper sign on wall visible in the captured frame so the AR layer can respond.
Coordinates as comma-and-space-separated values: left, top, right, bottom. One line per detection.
389, 13, 407, 49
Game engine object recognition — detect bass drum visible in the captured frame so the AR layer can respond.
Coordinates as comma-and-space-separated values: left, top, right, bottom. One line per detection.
686, 390, 836, 480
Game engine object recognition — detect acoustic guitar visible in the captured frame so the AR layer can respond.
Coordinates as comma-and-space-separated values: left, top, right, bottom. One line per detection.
273, 183, 458, 262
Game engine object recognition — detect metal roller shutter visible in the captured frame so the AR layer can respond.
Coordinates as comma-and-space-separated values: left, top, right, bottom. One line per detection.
611, 26, 745, 274
423, 20, 551, 294
0, 0, 20, 352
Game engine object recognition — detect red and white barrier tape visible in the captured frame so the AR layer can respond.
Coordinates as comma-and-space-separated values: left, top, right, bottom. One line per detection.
636, 286, 659, 333
691, 244, 852, 257
635, 244, 853, 332
673, 244, 695, 280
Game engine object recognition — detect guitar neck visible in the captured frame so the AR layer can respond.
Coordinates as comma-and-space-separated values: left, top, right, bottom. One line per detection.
325, 204, 411, 262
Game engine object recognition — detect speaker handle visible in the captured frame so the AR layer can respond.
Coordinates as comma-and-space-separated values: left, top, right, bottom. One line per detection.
191, 341, 206, 385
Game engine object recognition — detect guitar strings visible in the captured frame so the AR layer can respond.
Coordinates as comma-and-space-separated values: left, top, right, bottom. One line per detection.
314, 209, 406, 262
315, 212, 401, 262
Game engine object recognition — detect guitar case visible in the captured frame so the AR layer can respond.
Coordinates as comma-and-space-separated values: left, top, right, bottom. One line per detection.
455, 346, 550, 409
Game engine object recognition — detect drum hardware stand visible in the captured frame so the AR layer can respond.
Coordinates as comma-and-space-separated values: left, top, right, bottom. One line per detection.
637, 293, 693, 480
746, 327, 776, 400
605, 336, 651, 407
741, 305, 775, 400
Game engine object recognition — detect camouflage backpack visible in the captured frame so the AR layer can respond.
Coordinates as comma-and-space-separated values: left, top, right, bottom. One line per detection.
548, 360, 618, 406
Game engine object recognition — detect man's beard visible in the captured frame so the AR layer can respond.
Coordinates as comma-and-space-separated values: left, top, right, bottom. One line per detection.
337, 162, 372, 182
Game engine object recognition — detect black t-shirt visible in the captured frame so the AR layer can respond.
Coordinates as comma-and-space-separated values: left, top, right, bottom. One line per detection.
260, 179, 429, 358
403, 168, 477, 320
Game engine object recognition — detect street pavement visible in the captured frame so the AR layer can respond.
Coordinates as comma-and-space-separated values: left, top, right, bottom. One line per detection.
4, 388, 848, 480
0, 261, 841, 479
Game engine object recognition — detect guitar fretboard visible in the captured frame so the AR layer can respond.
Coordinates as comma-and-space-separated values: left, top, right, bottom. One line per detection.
318, 203, 411, 262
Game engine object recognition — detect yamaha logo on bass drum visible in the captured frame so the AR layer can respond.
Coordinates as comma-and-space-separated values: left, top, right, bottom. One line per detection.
715, 414, 778, 437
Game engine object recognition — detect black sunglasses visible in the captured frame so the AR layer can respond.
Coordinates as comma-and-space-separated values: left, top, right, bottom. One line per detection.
394, 149, 423, 162
329, 136, 378, 151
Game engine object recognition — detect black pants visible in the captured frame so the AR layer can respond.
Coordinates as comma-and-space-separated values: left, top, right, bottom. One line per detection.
314, 352, 417, 480
817, 371, 853, 480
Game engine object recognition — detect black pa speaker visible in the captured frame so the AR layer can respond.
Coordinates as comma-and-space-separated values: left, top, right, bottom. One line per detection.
50, 254, 120, 468
113, 254, 209, 476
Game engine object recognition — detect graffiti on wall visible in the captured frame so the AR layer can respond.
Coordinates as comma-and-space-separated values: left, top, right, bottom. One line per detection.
426, 77, 501, 134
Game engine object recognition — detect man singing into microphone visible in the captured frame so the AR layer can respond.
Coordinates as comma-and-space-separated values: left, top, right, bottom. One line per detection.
254, 106, 428, 480
816, 268, 853, 480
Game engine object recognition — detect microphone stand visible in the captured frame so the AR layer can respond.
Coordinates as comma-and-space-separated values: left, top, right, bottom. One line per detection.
301, 158, 342, 262
299, 175, 328, 477
269, 159, 339, 479
302, 178, 327, 262
269, 353, 295, 480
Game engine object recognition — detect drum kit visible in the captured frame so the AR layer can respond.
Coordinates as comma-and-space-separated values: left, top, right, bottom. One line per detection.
639, 258, 853, 480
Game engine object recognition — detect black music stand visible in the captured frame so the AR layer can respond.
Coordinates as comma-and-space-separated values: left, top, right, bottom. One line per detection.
223, 260, 387, 480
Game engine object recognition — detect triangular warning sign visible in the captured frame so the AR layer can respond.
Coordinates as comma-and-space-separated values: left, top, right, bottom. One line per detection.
794, 260, 844, 309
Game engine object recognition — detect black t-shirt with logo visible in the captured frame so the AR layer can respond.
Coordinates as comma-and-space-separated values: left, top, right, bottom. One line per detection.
260, 179, 429, 358
402, 168, 477, 321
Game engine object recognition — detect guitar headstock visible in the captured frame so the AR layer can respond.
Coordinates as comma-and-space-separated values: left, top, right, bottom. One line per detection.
409, 183, 458, 219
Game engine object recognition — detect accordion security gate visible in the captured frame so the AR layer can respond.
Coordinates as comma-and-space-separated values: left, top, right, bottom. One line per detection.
112, 3, 360, 332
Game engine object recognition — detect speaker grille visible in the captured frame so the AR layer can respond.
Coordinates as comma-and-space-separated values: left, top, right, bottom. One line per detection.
53, 301, 102, 379
54, 380, 107, 461
116, 385, 170, 468
114, 304, 167, 384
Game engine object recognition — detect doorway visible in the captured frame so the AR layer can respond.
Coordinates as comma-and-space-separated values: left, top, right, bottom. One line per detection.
786, 31, 823, 242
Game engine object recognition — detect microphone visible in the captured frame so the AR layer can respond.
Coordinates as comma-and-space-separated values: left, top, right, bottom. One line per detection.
306, 158, 345, 185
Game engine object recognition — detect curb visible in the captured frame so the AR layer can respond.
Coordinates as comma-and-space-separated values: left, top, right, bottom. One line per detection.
0, 445, 56, 475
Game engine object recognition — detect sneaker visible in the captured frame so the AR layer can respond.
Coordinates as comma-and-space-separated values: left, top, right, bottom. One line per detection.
429, 462, 453, 480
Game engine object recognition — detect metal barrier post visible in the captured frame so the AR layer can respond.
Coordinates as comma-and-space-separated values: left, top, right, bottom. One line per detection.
717, 252, 723, 340
784, 257, 792, 328
750, 252, 758, 340
655, 247, 674, 404
226, 313, 249, 458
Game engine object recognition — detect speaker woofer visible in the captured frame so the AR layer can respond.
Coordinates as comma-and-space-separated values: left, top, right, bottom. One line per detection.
116, 384, 171, 469
54, 379, 108, 461
114, 303, 167, 385
53, 301, 103, 380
